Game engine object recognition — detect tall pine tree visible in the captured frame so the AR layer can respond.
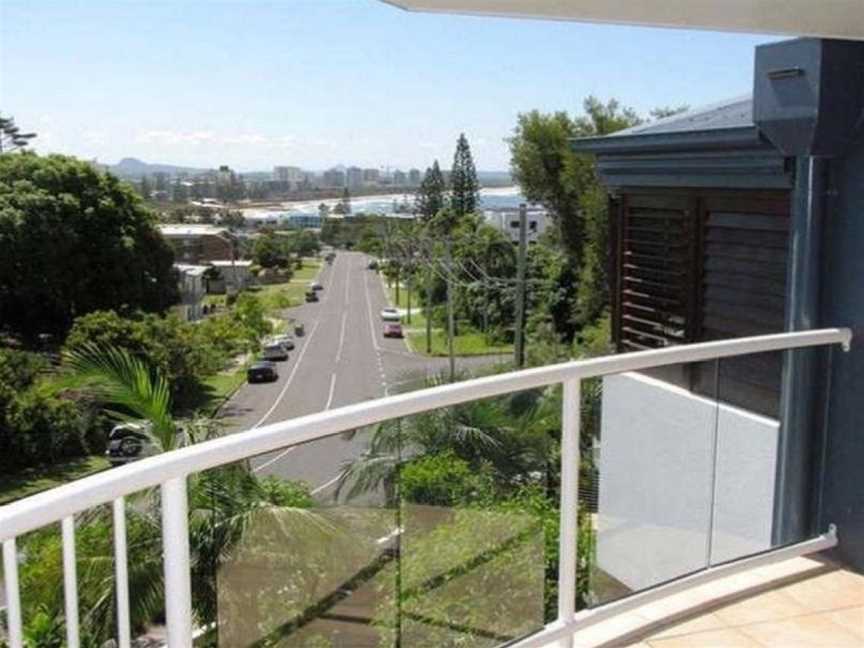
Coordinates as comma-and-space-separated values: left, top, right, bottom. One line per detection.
414, 160, 446, 221
449, 133, 480, 217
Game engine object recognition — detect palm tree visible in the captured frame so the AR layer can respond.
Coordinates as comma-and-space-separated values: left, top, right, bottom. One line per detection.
335, 374, 556, 505
29, 344, 337, 645
63, 342, 179, 451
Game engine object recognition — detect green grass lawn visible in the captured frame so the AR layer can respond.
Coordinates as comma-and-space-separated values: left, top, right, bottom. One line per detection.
0, 455, 111, 505
385, 281, 428, 330
256, 258, 323, 313
408, 329, 513, 357
293, 257, 323, 282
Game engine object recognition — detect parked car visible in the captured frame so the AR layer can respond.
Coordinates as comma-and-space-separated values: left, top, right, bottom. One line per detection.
309, 281, 323, 291
247, 361, 279, 383
383, 322, 404, 338
368, 260, 379, 270
106, 422, 158, 466
381, 307, 400, 322
261, 342, 289, 361
305, 290, 319, 303
271, 334, 295, 350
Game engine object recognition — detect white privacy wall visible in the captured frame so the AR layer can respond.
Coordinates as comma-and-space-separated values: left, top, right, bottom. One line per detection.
597, 372, 779, 592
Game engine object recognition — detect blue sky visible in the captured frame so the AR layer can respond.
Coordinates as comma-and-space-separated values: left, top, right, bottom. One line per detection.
0, 0, 775, 171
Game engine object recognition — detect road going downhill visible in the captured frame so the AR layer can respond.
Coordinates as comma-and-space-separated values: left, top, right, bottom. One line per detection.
219, 251, 506, 495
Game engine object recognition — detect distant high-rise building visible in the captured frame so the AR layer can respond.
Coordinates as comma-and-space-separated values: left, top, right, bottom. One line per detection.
322, 168, 346, 188
273, 166, 303, 183
363, 168, 380, 184
392, 169, 407, 186
408, 168, 421, 185
346, 166, 364, 189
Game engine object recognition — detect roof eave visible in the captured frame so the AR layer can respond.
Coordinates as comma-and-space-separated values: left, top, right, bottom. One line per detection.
571, 126, 769, 155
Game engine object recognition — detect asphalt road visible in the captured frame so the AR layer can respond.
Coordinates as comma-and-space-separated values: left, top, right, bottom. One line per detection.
219, 251, 507, 498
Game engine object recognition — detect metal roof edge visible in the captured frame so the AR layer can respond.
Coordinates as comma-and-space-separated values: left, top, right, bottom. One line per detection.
571, 126, 770, 156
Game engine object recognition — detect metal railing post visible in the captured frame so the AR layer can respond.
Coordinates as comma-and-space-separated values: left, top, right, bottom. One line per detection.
161, 477, 194, 648
2, 538, 23, 648
557, 377, 581, 647
112, 497, 131, 648
62, 516, 81, 648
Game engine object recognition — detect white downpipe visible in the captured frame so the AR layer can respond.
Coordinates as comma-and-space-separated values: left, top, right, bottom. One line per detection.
161, 477, 193, 648
556, 378, 580, 648
113, 498, 131, 648
62, 516, 80, 648
2, 538, 23, 648
0, 328, 850, 543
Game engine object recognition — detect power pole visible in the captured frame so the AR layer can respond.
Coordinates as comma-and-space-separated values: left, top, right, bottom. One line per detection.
514, 203, 528, 368
446, 239, 456, 381
426, 265, 433, 354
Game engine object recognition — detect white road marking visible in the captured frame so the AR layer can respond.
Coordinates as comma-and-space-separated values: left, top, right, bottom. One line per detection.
324, 373, 337, 410
252, 254, 347, 474
335, 311, 348, 363
363, 266, 381, 353
310, 472, 342, 495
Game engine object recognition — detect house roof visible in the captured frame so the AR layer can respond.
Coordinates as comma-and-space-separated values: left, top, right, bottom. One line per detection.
571, 96, 766, 156
609, 96, 754, 137
570, 96, 792, 190
209, 260, 254, 267
159, 224, 228, 238
174, 264, 210, 276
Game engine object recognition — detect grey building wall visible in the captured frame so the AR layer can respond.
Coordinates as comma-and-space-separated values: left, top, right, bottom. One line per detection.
820, 137, 864, 571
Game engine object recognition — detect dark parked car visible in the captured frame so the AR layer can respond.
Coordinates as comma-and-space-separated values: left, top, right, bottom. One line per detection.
383, 323, 404, 338
106, 423, 157, 466
305, 290, 319, 303
367, 260, 379, 270
247, 361, 279, 383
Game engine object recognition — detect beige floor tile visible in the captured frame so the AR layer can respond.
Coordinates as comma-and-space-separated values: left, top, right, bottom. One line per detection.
649, 613, 726, 639
647, 628, 759, 647
712, 590, 808, 626
824, 607, 864, 639
779, 574, 864, 613
737, 613, 864, 647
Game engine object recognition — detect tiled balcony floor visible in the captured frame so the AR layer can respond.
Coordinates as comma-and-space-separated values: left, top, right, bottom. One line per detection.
569, 556, 864, 647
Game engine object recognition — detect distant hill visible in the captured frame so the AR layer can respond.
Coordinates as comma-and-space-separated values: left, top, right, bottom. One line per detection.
109, 158, 212, 178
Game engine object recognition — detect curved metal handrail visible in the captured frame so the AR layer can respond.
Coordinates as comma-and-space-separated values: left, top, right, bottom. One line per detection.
0, 327, 850, 541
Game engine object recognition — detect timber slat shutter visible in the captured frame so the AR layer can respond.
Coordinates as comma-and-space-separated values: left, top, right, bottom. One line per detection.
613, 190, 790, 417
616, 194, 697, 350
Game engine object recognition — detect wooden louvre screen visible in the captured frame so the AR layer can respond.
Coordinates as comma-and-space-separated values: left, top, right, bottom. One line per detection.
695, 193, 790, 416
614, 194, 699, 351
612, 190, 791, 417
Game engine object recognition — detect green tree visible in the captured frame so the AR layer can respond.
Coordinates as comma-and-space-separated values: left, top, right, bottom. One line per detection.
0, 154, 179, 342
650, 104, 690, 120
449, 133, 480, 217
64, 310, 221, 406
0, 114, 37, 152
414, 160, 446, 220
509, 97, 641, 261
252, 232, 289, 268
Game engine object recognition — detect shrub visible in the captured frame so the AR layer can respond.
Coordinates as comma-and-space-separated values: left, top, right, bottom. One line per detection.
400, 452, 494, 506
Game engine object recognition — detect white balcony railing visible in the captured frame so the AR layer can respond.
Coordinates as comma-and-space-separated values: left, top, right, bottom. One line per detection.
0, 328, 852, 648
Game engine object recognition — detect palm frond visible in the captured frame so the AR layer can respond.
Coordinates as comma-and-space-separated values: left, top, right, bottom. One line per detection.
63, 343, 177, 450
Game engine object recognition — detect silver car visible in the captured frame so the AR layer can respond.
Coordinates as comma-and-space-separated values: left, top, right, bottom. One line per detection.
262, 342, 289, 361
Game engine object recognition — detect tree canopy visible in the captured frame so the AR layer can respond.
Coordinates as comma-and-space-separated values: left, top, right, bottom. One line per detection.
414, 160, 446, 221
450, 133, 480, 217
0, 153, 179, 341
0, 114, 37, 153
